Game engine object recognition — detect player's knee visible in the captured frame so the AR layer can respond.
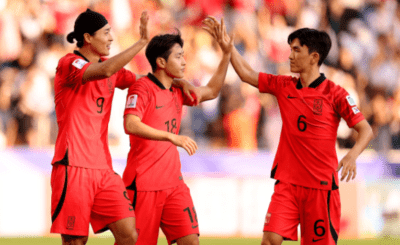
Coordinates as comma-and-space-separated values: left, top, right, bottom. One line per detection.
189, 238, 199, 245
117, 231, 138, 245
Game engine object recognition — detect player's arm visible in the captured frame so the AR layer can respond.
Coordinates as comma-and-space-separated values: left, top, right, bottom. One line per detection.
124, 114, 198, 156
173, 79, 201, 105
337, 119, 373, 182
82, 11, 149, 82
193, 18, 232, 103
203, 16, 259, 88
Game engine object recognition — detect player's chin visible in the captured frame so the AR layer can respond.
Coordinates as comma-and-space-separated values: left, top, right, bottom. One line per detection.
101, 49, 110, 56
290, 67, 299, 73
174, 72, 185, 79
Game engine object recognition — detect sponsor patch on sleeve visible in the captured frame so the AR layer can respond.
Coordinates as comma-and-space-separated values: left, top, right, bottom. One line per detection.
72, 59, 88, 69
126, 94, 138, 108
352, 107, 360, 114
346, 95, 356, 106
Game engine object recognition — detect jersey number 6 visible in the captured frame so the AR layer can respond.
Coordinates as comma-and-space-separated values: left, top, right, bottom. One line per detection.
297, 115, 307, 132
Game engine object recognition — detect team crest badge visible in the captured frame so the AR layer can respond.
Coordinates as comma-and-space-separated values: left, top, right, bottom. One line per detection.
313, 99, 323, 115
67, 216, 75, 230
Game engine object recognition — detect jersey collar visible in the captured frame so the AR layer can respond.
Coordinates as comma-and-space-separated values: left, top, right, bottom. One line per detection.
296, 73, 326, 89
147, 73, 173, 92
73, 50, 102, 63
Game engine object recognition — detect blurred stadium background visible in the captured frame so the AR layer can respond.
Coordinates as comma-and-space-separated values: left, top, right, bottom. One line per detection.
1, 0, 400, 244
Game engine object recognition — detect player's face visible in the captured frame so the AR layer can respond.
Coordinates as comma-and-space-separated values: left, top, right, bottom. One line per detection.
90, 24, 113, 56
164, 44, 186, 79
289, 38, 314, 73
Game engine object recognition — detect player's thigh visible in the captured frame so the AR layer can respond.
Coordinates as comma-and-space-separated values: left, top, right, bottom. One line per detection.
263, 181, 299, 241
61, 235, 88, 245
301, 189, 340, 245
134, 190, 165, 245
176, 234, 199, 245
51, 164, 93, 236
90, 171, 135, 234
261, 231, 283, 245
161, 184, 199, 245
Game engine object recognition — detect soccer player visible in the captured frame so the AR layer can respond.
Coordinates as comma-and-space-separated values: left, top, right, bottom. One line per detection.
203, 18, 373, 245
122, 25, 233, 245
50, 9, 150, 245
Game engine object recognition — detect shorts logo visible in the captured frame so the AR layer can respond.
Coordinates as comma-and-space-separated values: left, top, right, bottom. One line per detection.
126, 94, 138, 108
66, 216, 75, 230
313, 99, 323, 115
72, 59, 88, 69
264, 213, 271, 225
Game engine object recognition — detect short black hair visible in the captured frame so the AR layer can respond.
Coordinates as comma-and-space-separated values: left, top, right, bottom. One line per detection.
145, 31, 184, 72
288, 28, 331, 66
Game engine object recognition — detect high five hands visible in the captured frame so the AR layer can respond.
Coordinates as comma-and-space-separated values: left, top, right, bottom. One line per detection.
202, 16, 234, 54
139, 11, 150, 43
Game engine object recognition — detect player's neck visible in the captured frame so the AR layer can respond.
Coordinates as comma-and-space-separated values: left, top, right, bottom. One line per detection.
77, 47, 101, 63
299, 67, 321, 88
153, 70, 173, 89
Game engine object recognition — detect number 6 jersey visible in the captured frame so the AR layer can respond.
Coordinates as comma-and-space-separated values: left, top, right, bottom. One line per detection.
51, 51, 136, 169
258, 72, 364, 190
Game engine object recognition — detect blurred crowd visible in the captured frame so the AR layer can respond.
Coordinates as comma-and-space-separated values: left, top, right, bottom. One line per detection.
1, 0, 400, 153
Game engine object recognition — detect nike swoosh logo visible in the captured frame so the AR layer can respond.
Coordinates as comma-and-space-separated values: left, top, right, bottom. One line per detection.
312, 238, 323, 242
192, 225, 198, 229
156, 105, 164, 109
287, 95, 296, 99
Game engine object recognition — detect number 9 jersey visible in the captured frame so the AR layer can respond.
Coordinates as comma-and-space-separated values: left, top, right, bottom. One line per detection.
51, 51, 136, 169
258, 72, 365, 190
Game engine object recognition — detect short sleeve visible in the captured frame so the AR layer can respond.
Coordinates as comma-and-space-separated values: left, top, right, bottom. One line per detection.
56, 56, 91, 86
124, 81, 150, 120
335, 87, 365, 128
258, 72, 294, 96
116, 68, 136, 90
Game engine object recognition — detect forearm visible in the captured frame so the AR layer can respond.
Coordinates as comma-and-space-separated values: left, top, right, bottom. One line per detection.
346, 121, 374, 159
230, 47, 258, 87
101, 39, 148, 77
200, 52, 231, 102
125, 118, 172, 142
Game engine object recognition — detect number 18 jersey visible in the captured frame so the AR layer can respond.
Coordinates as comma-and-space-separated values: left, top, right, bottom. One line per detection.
51, 51, 136, 169
123, 73, 196, 191
258, 73, 364, 190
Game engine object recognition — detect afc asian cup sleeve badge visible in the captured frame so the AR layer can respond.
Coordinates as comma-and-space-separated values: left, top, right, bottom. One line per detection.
72, 59, 88, 69
126, 94, 138, 108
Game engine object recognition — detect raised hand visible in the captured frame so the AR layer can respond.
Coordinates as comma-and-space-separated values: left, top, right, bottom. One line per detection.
202, 16, 234, 54
169, 134, 198, 156
139, 11, 149, 42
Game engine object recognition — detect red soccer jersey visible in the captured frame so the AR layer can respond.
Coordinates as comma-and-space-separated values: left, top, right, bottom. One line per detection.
123, 73, 196, 191
51, 51, 136, 169
258, 73, 364, 190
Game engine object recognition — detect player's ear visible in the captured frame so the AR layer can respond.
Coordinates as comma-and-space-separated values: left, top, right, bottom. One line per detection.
83, 33, 93, 44
156, 57, 166, 69
311, 52, 320, 66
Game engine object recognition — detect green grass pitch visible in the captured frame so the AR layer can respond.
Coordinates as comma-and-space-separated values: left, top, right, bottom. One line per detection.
0, 237, 399, 245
